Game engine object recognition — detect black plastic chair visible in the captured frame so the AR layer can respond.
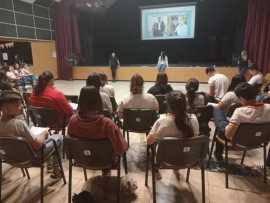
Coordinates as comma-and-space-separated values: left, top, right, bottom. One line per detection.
193, 105, 213, 137
64, 137, 121, 203
123, 108, 158, 146
154, 95, 167, 114
208, 122, 270, 188
145, 136, 209, 203
0, 137, 66, 203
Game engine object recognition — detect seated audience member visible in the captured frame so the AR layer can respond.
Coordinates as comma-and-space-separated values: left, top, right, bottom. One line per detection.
147, 72, 173, 95
185, 78, 206, 111
68, 86, 128, 168
215, 75, 245, 113
0, 70, 13, 90
0, 90, 63, 178
6, 65, 19, 82
205, 66, 230, 102
117, 73, 159, 118
86, 73, 113, 113
214, 83, 270, 161
147, 90, 199, 145
247, 64, 263, 86
31, 71, 73, 126
99, 73, 115, 98
18, 63, 36, 86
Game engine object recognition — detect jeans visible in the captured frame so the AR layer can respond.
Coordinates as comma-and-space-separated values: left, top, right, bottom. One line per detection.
158, 64, 167, 72
213, 108, 229, 156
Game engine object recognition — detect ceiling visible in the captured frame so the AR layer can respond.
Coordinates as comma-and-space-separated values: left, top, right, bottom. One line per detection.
34, 0, 55, 7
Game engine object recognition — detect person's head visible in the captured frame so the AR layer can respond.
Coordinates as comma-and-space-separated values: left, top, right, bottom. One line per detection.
185, 78, 200, 108
241, 50, 248, 61
234, 83, 257, 105
205, 66, 216, 77
247, 63, 259, 76
130, 73, 144, 94
228, 74, 245, 91
86, 73, 102, 90
166, 91, 194, 137
78, 86, 102, 118
0, 90, 23, 118
156, 72, 168, 85
34, 71, 54, 96
14, 63, 19, 70
99, 73, 108, 86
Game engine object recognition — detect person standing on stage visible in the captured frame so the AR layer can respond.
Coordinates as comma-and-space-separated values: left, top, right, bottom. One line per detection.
157, 51, 168, 72
109, 52, 120, 82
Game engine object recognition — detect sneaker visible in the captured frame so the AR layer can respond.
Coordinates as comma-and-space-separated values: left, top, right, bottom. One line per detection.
50, 169, 62, 179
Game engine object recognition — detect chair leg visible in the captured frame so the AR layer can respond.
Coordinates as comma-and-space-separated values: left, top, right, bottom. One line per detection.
263, 143, 267, 183
68, 159, 72, 203
240, 151, 246, 165
207, 128, 217, 167
40, 147, 44, 203
25, 168, 30, 180
151, 159, 156, 203
53, 142, 66, 184
127, 131, 130, 147
186, 168, 190, 183
83, 168, 87, 182
21, 168, 26, 177
117, 159, 121, 203
201, 164, 206, 203
145, 145, 150, 186
123, 152, 128, 174
225, 140, 229, 188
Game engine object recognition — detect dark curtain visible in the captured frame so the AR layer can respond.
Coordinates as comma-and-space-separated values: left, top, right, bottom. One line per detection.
244, 0, 270, 74
55, 1, 81, 80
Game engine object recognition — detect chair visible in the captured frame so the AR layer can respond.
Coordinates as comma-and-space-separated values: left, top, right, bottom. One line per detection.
65, 95, 79, 103
263, 96, 270, 104
145, 136, 209, 203
154, 95, 167, 114
64, 137, 121, 203
209, 122, 270, 188
0, 137, 66, 203
123, 108, 158, 146
110, 97, 118, 113
193, 105, 213, 137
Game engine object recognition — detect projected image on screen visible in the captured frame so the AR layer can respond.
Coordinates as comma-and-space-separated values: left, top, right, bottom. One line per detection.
141, 5, 196, 40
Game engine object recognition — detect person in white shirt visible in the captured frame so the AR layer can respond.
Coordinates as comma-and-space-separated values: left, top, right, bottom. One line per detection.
99, 73, 115, 98
247, 64, 263, 86
157, 51, 168, 72
117, 74, 159, 118
86, 73, 112, 113
205, 66, 230, 101
147, 90, 199, 145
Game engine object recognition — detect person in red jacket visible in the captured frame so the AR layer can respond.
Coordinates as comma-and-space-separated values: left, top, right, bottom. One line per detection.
31, 71, 73, 126
68, 86, 128, 159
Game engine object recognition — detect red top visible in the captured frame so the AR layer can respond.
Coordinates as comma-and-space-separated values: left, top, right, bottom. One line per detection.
31, 85, 73, 126
68, 114, 128, 155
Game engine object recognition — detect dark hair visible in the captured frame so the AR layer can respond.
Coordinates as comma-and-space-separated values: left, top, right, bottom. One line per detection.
228, 74, 245, 91
86, 73, 102, 90
247, 63, 258, 71
166, 91, 194, 137
130, 74, 144, 94
156, 72, 168, 85
34, 71, 54, 96
78, 86, 102, 118
185, 78, 199, 108
160, 51, 166, 61
234, 82, 257, 101
99, 73, 108, 86
205, 66, 215, 74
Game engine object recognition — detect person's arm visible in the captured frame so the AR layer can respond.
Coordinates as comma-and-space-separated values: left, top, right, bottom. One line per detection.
208, 84, 215, 97
165, 56, 168, 67
225, 122, 239, 141
146, 119, 161, 145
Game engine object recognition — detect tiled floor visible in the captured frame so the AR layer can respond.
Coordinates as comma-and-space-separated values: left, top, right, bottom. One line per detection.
1, 80, 270, 203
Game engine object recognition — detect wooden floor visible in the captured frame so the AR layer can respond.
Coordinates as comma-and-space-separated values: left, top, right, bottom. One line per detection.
1, 81, 270, 203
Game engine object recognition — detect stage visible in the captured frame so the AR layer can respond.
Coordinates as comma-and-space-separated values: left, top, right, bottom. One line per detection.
73, 65, 238, 82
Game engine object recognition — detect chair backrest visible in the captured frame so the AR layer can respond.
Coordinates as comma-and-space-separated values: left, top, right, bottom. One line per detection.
155, 136, 209, 169
123, 108, 158, 132
65, 95, 79, 103
64, 137, 114, 169
196, 92, 208, 106
29, 106, 64, 128
263, 96, 270, 104
0, 137, 36, 167
110, 97, 118, 113
232, 122, 270, 148
155, 95, 167, 114
226, 103, 241, 117
193, 105, 213, 135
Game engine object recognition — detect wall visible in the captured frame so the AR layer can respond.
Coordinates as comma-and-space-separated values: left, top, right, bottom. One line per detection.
31, 40, 57, 77
73, 66, 238, 83
0, 0, 54, 40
